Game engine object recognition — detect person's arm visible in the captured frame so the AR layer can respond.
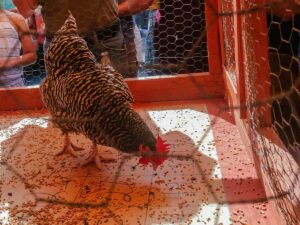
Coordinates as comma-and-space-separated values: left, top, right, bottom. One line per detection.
12, 0, 38, 18
2, 13, 37, 69
118, 0, 154, 16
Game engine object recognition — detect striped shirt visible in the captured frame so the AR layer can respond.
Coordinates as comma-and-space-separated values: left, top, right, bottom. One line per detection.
0, 11, 24, 87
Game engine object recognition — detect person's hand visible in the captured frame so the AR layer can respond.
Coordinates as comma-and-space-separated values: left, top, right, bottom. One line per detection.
12, 0, 38, 18
9, 8, 19, 13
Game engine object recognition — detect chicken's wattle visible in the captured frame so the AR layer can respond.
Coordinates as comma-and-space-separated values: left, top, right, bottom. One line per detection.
139, 136, 170, 170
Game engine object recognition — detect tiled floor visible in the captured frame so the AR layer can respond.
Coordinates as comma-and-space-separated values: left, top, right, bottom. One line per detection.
0, 100, 280, 224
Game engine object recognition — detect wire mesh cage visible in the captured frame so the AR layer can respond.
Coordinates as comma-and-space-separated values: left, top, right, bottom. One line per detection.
220, 0, 300, 224
0, 0, 300, 224
0, 0, 210, 87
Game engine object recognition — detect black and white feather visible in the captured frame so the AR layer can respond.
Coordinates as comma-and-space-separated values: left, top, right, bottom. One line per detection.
40, 12, 156, 156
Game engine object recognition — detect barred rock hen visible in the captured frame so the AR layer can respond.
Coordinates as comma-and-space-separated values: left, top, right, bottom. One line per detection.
40, 12, 169, 169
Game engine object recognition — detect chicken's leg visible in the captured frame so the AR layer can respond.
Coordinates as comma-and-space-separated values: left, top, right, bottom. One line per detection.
83, 143, 117, 169
83, 142, 102, 169
56, 133, 84, 157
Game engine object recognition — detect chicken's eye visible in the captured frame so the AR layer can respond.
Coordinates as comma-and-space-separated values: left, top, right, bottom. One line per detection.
138, 144, 147, 153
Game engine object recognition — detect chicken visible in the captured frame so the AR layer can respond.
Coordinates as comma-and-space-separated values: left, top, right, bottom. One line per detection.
40, 12, 169, 169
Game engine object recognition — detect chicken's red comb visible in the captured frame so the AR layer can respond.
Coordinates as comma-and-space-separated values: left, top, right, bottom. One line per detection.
156, 135, 170, 154
139, 136, 170, 170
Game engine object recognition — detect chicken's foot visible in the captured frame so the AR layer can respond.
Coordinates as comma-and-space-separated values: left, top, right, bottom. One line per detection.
83, 143, 117, 169
56, 133, 84, 157
83, 142, 102, 169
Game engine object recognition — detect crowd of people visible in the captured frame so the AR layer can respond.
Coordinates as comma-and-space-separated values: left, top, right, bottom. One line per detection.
0, 0, 212, 88
0, 0, 232, 88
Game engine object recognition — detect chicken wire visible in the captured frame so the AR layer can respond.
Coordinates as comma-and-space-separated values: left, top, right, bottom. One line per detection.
149, 0, 209, 75
0, 0, 209, 85
240, 1, 300, 224
0, 0, 300, 224
23, 12, 46, 86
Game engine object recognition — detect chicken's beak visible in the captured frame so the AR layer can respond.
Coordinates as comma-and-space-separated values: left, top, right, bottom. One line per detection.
139, 144, 152, 157
150, 160, 159, 171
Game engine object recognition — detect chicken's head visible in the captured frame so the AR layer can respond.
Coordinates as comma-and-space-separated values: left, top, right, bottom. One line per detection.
138, 136, 170, 170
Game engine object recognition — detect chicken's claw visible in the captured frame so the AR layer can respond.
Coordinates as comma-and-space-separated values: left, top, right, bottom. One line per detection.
56, 134, 84, 157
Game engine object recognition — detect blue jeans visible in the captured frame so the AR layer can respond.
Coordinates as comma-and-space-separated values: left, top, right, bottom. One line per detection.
44, 23, 132, 77
85, 28, 132, 77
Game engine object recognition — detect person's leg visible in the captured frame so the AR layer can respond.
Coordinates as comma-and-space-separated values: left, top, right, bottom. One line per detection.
43, 37, 52, 54
84, 33, 102, 62
99, 29, 129, 77
124, 41, 138, 78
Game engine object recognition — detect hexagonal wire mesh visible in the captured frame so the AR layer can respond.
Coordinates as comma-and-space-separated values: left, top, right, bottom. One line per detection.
0, 0, 209, 86
240, 1, 300, 224
0, 0, 300, 224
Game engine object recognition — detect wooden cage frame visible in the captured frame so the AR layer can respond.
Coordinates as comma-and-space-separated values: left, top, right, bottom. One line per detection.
0, 0, 298, 223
